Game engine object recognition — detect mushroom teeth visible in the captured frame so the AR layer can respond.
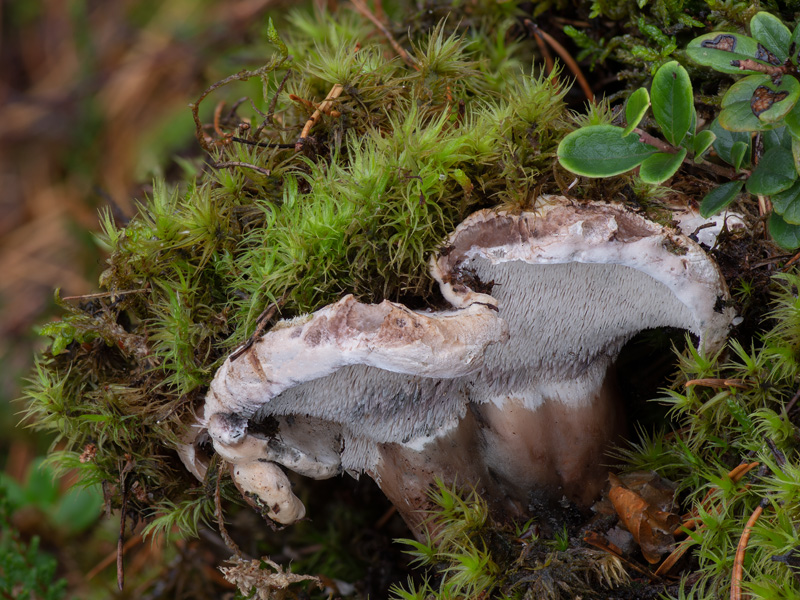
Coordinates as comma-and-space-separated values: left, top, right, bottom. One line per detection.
183, 197, 733, 531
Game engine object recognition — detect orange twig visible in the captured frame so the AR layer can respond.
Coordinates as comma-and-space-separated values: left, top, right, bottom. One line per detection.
533, 31, 555, 77
213, 101, 227, 137
684, 378, 749, 390
524, 20, 593, 103
296, 83, 344, 150
731, 502, 766, 600
288, 94, 316, 111
675, 462, 759, 535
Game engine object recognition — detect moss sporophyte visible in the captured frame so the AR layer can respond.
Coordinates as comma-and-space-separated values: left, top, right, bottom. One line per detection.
21, 2, 800, 599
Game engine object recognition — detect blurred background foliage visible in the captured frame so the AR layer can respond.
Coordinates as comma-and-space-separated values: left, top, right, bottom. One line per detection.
0, 0, 307, 596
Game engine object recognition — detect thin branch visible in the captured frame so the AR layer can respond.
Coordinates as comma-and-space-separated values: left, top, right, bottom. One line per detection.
230, 292, 289, 361
634, 128, 677, 153
264, 69, 292, 129
733, 59, 786, 77
62, 288, 149, 301
785, 384, 800, 414
231, 137, 295, 149
117, 458, 135, 591
215, 461, 242, 556
349, 0, 418, 69
212, 161, 271, 176
190, 59, 288, 152
533, 31, 555, 76
525, 20, 593, 103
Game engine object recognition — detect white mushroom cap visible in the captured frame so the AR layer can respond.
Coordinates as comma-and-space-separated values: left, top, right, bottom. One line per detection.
183, 197, 733, 528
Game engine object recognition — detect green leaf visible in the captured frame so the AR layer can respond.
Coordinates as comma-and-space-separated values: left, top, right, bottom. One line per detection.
650, 61, 694, 146
25, 460, 60, 509
771, 180, 800, 224
784, 100, 800, 137
53, 485, 104, 535
791, 21, 800, 65
699, 181, 744, 217
731, 141, 749, 170
639, 148, 687, 183
751, 77, 800, 124
722, 74, 771, 107
720, 74, 800, 125
687, 32, 774, 74
763, 126, 792, 152
693, 130, 716, 161
746, 147, 798, 195
557, 125, 658, 177
768, 212, 800, 248
793, 136, 800, 177
623, 87, 650, 137
750, 12, 791, 63
710, 118, 751, 166
719, 101, 777, 132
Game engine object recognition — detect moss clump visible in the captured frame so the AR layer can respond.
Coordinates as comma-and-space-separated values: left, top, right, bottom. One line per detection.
390, 481, 630, 600
22, 2, 572, 540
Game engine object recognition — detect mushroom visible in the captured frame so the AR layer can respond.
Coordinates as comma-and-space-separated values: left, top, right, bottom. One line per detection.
181, 197, 733, 533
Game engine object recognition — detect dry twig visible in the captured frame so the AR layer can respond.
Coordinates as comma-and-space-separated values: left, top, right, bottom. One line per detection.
295, 83, 345, 151
349, 0, 417, 69
524, 20, 593, 103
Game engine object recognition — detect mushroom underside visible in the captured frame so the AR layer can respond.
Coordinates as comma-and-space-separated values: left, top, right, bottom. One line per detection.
185, 200, 733, 534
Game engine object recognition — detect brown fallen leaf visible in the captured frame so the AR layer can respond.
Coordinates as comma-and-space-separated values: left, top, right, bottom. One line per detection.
608, 474, 681, 564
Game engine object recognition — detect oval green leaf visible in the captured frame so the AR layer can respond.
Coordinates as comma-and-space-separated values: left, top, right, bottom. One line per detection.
693, 129, 716, 162
639, 148, 687, 184
710, 118, 751, 167
722, 74, 771, 107
699, 180, 744, 217
771, 179, 800, 224
731, 141, 749, 171
557, 125, 658, 177
623, 87, 650, 137
750, 12, 791, 63
687, 32, 774, 74
746, 146, 798, 195
768, 212, 800, 249
651, 61, 694, 146
719, 101, 777, 132
723, 75, 800, 125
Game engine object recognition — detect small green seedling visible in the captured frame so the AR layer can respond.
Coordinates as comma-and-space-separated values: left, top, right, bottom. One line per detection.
559, 12, 800, 250
558, 61, 718, 186
687, 11, 800, 248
